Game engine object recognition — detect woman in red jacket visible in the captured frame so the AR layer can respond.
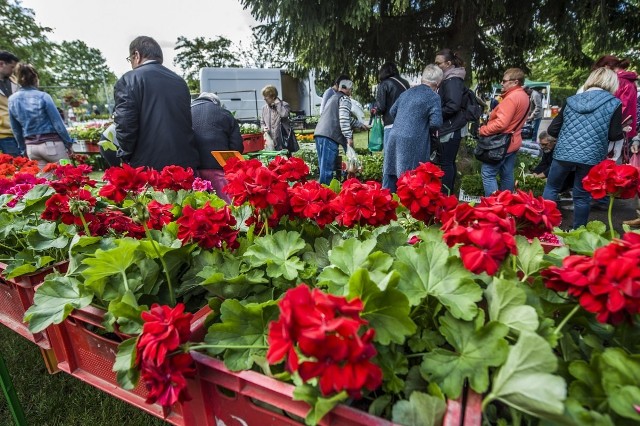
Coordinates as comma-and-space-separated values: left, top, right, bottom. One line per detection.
478, 68, 530, 196
593, 55, 637, 139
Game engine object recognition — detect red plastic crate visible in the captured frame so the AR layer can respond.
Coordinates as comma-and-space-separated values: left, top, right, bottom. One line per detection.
462, 389, 482, 426
49, 305, 211, 426
190, 352, 463, 426
0, 261, 68, 349
242, 134, 265, 153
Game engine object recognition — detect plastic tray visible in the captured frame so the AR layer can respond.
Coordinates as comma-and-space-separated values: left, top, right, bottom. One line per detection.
49, 305, 211, 425
190, 352, 463, 426
0, 261, 68, 349
458, 189, 482, 204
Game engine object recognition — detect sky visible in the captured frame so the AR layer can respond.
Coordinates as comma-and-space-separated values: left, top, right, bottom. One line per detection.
20, 0, 258, 77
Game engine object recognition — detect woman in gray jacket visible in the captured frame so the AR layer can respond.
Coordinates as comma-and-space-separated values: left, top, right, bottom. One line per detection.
260, 85, 291, 152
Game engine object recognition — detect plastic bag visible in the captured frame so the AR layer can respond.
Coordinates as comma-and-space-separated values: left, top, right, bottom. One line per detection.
345, 145, 361, 174
630, 153, 640, 171
264, 131, 275, 151
368, 116, 384, 151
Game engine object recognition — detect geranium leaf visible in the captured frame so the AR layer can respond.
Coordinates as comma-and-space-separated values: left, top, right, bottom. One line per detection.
420, 313, 509, 398
391, 391, 447, 426
375, 345, 409, 394
82, 238, 143, 282
484, 331, 566, 418
292, 384, 348, 426
609, 386, 640, 421
515, 236, 545, 277
373, 224, 409, 256
243, 230, 306, 281
348, 269, 416, 345
395, 242, 481, 320
302, 237, 331, 269
554, 224, 609, 255
485, 278, 539, 335
24, 274, 94, 333
204, 299, 278, 371
113, 337, 139, 390
325, 237, 377, 276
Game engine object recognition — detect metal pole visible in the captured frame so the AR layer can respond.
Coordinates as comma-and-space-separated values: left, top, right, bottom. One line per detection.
0, 352, 27, 426
101, 73, 110, 114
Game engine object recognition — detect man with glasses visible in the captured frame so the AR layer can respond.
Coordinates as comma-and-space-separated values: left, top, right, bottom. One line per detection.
113, 36, 199, 172
478, 68, 530, 195
0, 51, 23, 156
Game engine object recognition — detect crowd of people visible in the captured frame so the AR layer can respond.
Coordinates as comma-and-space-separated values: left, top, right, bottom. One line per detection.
2, 40, 639, 229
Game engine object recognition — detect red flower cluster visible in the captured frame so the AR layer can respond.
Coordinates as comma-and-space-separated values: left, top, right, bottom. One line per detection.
0, 154, 39, 178
479, 190, 561, 239
396, 162, 458, 223
99, 164, 155, 203
41, 189, 97, 227
268, 156, 309, 182
542, 233, 640, 324
441, 201, 517, 275
136, 304, 195, 407
332, 178, 398, 227
288, 180, 338, 227
583, 159, 639, 199
176, 203, 239, 250
146, 200, 174, 230
153, 165, 195, 192
267, 285, 382, 398
88, 210, 145, 238
49, 164, 96, 195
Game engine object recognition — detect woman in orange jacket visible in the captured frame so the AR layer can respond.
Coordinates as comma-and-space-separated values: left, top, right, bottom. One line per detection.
479, 68, 530, 196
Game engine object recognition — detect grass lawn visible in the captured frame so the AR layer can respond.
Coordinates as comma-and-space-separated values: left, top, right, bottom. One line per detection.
0, 325, 166, 426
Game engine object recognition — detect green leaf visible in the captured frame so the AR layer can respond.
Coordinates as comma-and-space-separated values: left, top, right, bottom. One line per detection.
24, 274, 94, 333
317, 237, 377, 295
81, 238, 144, 294
243, 230, 306, 281
113, 337, 140, 390
515, 235, 544, 277
391, 391, 447, 426
302, 237, 331, 270
568, 358, 606, 407
485, 278, 539, 334
420, 313, 509, 398
609, 386, 640, 421
376, 345, 409, 394
373, 224, 409, 256
395, 242, 481, 320
347, 269, 415, 345
554, 224, 609, 255
485, 331, 566, 418
204, 299, 278, 371
292, 384, 348, 426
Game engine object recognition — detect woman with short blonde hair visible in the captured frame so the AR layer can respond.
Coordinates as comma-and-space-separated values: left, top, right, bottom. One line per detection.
583, 67, 620, 94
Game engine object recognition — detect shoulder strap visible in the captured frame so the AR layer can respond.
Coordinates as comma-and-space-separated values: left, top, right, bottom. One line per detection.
512, 102, 530, 134
390, 77, 408, 91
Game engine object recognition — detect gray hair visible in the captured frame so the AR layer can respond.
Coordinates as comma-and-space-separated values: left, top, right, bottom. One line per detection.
421, 64, 443, 86
584, 67, 619, 94
197, 92, 221, 105
339, 79, 354, 90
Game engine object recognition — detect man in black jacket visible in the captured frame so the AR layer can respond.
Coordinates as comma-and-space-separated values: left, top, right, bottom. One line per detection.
114, 36, 200, 171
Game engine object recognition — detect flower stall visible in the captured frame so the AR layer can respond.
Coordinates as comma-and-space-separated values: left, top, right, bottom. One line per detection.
1, 152, 639, 426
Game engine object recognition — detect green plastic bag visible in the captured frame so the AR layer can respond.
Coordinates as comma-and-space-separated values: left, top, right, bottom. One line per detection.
369, 116, 384, 152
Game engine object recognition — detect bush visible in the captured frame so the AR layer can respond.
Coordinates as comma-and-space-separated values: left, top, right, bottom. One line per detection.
293, 149, 319, 178
550, 86, 575, 107
359, 153, 383, 181
460, 174, 484, 196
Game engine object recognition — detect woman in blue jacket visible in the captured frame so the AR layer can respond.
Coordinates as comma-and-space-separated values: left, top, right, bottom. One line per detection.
542, 68, 624, 228
9, 64, 72, 168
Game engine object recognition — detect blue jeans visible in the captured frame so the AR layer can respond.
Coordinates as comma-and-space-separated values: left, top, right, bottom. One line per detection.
0, 137, 22, 157
531, 118, 542, 141
382, 174, 397, 193
439, 129, 462, 195
481, 151, 517, 196
543, 159, 593, 228
315, 136, 341, 185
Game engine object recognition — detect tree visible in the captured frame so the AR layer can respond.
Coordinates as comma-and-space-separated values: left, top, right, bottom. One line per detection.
0, 0, 56, 85
173, 35, 241, 90
239, 0, 640, 96
235, 28, 295, 69
49, 40, 115, 106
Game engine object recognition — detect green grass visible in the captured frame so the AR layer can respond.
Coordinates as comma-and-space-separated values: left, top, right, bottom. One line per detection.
0, 325, 166, 426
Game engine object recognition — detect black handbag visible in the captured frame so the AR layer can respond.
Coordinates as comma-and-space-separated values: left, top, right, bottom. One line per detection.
281, 124, 299, 153
474, 106, 529, 165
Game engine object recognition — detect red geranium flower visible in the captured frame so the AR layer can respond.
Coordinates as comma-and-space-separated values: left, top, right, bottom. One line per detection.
137, 303, 193, 367
154, 165, 195, 191
268, 156, 309, 182
288, 180, 338, 227
99, 164, 154, 203
140, 352, 195, 407
332, 178, 397, 227
146, 200, 174, 230
87, 210, 145, 238
176, 203, 239, 250
583, 159, 639, 199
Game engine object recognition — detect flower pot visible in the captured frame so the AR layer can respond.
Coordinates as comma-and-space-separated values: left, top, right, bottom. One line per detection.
0, 261, 68, 350
189, 352, 464, 426
48, 304, 210, 426
242, 134, 265, 153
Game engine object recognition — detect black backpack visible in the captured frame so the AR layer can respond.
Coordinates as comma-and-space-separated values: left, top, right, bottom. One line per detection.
462, 87, 483, 122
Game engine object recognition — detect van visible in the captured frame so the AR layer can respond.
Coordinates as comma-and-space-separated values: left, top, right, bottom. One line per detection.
199, 68, 323, 121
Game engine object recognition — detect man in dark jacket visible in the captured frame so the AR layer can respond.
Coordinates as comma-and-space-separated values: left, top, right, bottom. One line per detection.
114, 36, 200, 171
191, 92, 243, 203
373, 63, 410, 126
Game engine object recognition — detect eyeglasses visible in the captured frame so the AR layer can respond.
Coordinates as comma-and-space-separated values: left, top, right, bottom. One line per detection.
125, 53, 136, 63
501, 78, 516, 83
435, 61, 444, 65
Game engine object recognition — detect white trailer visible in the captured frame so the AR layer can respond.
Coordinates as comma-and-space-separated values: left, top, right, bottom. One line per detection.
199, 68, 323, 121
